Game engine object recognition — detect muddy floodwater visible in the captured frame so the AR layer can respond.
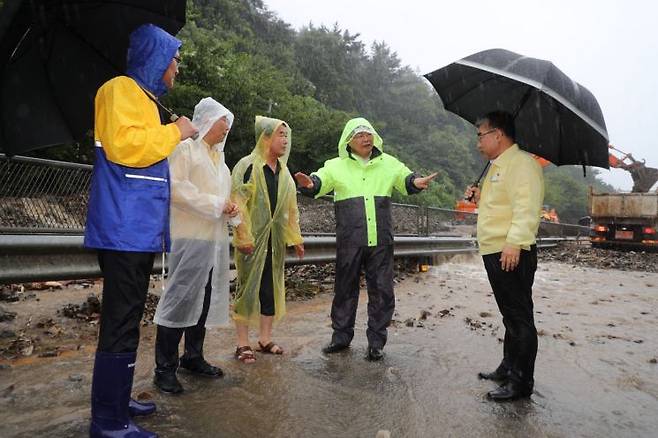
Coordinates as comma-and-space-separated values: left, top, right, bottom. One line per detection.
1, 254, 657, 437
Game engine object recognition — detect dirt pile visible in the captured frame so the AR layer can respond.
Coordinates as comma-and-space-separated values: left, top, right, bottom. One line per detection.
539, 242, 658, 273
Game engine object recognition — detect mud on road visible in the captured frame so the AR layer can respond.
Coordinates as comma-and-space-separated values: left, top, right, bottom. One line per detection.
1, 243, 657, 437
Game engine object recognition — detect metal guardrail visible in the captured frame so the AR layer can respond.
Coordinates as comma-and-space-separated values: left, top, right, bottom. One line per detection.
0, 154, 579, 283
0, 154, 590, 238
0, 154, 91, 233
0, 234, 564, 284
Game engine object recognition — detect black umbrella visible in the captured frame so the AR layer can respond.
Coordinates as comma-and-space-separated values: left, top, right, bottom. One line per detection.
0, 0, 186, 156
424, 48, 610, 170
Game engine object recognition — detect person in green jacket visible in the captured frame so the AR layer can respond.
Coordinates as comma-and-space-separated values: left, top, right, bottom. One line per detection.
295, 117, 436, 360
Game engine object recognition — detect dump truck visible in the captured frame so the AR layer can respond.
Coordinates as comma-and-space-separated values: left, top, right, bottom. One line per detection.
589, 189, 658, 249
589, 146, 658, 249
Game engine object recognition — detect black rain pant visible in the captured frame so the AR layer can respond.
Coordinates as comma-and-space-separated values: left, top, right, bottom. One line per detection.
97, 250, 155, 353
330, 244, 395, 349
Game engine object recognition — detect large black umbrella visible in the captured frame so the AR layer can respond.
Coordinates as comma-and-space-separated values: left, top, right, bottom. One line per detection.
0, 0, 186, 156
424, 48, 609, 169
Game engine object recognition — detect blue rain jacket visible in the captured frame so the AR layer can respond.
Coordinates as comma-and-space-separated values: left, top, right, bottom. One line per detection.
84, 24, 181, 252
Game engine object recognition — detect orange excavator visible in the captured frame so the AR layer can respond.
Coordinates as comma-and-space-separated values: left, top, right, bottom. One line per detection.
540, 206, 560, 223
608, 144, 658, 193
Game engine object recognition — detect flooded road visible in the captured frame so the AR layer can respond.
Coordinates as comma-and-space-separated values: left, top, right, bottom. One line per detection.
2, 255, 658, 437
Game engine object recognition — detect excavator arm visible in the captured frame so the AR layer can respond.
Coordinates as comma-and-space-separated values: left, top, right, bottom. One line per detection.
608, 145, 658, 192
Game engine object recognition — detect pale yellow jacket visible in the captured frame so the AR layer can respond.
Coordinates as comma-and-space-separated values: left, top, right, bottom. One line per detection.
94, 76, 180, 167
477, 144, 544, 255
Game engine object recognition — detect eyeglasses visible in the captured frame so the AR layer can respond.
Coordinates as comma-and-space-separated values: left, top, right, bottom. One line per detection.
476, 129, 496, 139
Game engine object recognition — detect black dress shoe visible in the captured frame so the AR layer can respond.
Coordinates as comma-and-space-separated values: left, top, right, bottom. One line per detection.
322, 342, 350, 354
154, 370, 184, 394
478, 368, 508, 382
366, 347, 384, 361
486, 381, 532, 402
179, 357, 224, 378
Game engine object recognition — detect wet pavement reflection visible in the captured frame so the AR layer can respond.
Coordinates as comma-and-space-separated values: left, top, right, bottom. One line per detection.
2, 260, 658, 437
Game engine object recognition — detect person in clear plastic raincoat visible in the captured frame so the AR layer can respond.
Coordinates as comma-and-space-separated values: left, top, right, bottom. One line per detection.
231, 115, 304, 363
152, 97, 238, 393
295, 117, 436, 361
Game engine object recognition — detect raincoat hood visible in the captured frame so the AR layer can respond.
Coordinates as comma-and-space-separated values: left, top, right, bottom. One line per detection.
126, 24, 181, 97
253, 115, 291, 165
337, 117, 384, 159
192, 97, 234, 152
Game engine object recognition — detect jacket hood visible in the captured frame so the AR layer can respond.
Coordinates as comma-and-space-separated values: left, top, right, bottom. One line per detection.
337, 117, 383, 159
126, 24, 181, 97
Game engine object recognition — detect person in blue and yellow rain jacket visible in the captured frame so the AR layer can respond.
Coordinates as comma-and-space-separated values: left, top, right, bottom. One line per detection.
84, 24, 198, 438
295, 117, 436, 361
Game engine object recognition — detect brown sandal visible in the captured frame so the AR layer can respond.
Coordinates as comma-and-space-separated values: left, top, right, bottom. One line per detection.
235, 346, 256, 363
258, 341, 284, 355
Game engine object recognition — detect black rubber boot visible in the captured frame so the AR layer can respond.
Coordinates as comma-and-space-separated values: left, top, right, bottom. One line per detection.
154, 325, 184, 394
179, 325, 223, 378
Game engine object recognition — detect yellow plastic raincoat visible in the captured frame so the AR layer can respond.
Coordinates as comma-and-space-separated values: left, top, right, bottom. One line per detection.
231, 116, 303, 325
153, 98, 234, 328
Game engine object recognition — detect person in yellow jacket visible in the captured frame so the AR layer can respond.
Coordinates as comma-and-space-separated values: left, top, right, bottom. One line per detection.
231, 116, 304, 363
84, 24, 197, 438
465, 111, 544, 402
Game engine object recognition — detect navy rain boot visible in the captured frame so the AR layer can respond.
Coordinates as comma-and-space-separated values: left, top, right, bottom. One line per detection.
128, 398, 156, 417
90, 351, 158, 438
125, 351, 156, 417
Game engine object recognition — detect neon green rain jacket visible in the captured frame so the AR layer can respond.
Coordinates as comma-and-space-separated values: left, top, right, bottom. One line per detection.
309, 118, 420, 247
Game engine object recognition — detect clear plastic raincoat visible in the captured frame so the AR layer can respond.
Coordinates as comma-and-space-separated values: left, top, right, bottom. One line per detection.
153, 98, 235, 328
231, 116, 303, 325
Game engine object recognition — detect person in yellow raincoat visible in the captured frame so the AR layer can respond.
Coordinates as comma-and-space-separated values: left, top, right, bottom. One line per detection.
152, 97, 238, 394
231, 116, 304, 363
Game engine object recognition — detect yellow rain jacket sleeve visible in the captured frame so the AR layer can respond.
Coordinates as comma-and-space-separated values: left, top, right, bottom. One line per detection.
94, 76, 181, 168
284, 199, 304, 246
231, 116, 303, 325
231, 172, 255, 248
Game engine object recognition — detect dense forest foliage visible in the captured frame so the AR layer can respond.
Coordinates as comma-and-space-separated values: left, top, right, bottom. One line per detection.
20, 0, 614, 222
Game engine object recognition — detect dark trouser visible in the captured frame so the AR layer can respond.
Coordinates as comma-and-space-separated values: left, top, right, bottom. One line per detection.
155, 269, 213, 373
259, 236, 275, 316
97, 250, 155, 353
330, 244, 395, 349
482, 245, 538, 387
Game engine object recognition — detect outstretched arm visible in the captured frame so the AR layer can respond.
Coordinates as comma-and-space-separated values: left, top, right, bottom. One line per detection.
412, 172, 438, 190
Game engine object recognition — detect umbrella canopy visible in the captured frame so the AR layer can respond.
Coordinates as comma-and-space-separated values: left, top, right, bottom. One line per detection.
0, 0, 186, 156
424, 48, 609, 169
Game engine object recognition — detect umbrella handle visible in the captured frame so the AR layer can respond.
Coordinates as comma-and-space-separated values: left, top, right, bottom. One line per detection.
170, 113, 199, 140
464, 162, 491, 201
464, 183, 478, 202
